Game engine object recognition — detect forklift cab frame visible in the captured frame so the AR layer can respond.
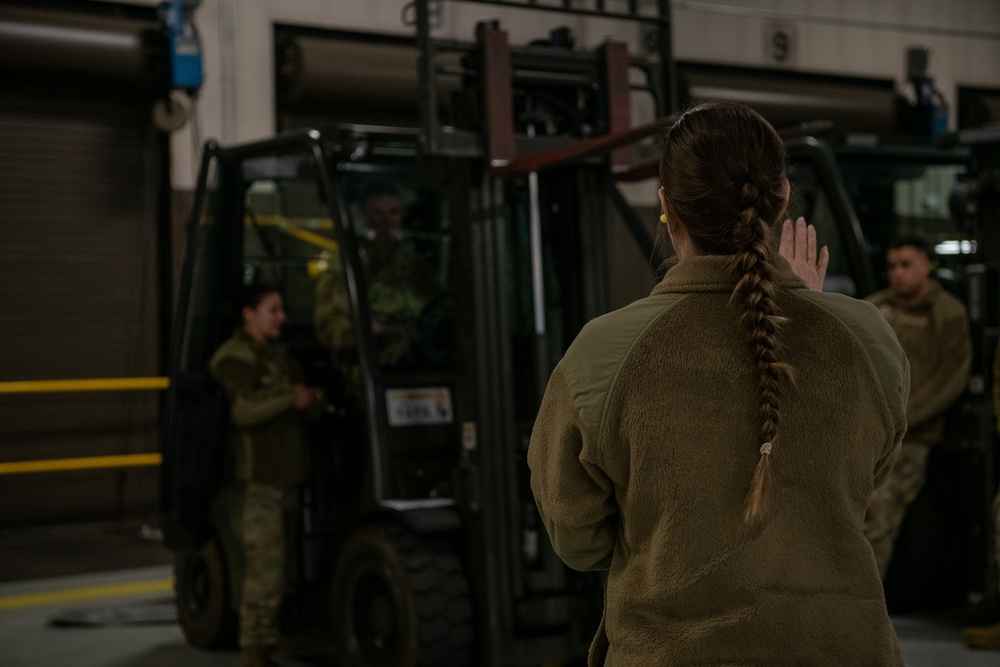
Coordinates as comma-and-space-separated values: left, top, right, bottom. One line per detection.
161, 117, 643, 664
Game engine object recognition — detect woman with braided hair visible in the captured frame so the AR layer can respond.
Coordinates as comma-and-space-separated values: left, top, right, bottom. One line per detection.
528, 101, 909, 666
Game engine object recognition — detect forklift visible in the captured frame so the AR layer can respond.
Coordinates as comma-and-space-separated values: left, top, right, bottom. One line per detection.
160, 2, 674, 665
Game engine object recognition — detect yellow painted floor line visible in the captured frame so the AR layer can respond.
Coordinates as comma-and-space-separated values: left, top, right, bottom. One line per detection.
0, 578, 174, 611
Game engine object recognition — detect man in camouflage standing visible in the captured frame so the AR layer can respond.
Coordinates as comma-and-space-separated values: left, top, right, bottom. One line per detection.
863, 235, 972, 579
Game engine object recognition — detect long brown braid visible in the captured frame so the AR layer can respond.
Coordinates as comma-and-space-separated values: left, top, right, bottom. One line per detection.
658, 101, 791, 523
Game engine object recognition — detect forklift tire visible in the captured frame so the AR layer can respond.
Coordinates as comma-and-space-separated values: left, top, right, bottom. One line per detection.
331, 523, 473, 667
174, 538, 239, 649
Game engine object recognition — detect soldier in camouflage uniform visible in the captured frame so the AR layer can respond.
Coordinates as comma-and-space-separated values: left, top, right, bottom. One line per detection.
314, 181, 438, 390
863, 235, 971, 579
210, 284, 324, 667
962, 336, 1000, 650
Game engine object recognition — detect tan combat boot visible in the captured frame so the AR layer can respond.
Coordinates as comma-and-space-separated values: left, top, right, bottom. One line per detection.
242, 644, 280, 667
962, 621, 1000, 650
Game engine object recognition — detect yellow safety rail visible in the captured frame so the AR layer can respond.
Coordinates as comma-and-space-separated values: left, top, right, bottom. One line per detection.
0, 454, 162, 475
0, 213, 334, 477
0, 378, 169, 473
0, 377, 169, 394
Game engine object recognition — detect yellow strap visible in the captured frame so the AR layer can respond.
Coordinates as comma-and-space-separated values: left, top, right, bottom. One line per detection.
249, 214, 340, 253
0, 454, 162, 475
0, 377, 169, 394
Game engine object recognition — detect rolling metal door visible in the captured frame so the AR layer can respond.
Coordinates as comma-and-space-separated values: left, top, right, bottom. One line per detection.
0, 83, 163, 526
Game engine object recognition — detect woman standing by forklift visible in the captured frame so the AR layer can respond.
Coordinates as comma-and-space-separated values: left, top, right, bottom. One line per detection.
528, 101, 910, 665
209, 283, 323, 667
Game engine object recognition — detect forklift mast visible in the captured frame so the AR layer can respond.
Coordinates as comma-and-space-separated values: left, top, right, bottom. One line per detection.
413, 0, 676, 161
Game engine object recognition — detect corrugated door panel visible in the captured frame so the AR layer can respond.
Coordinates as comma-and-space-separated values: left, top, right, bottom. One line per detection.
0, 84, 162, 527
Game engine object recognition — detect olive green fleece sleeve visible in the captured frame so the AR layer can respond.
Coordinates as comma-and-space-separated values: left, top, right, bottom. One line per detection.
528, 365, 617, 572
798, 292, 910, 489
844, 300, 909, 489
211, 356, 296, 428
851, 304, 909, 489
873, 352, 910, 489
906, 303, 971, 431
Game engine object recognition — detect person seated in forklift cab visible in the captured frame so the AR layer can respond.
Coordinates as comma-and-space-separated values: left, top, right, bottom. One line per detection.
529, 102, 908, 666
209, 283, 324, 667
314, 180, 442, 389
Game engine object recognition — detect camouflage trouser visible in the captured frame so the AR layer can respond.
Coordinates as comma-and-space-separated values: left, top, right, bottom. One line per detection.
862, 443, 930, 580
993, 491, 1000, 590
238, 483, 297, 649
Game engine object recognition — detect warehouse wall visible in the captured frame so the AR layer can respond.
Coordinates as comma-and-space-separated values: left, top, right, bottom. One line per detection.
107, 0, 1000, 186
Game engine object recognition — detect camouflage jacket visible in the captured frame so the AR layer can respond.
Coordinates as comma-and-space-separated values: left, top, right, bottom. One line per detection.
866, 282, 971, 445
210, 330, 307, 487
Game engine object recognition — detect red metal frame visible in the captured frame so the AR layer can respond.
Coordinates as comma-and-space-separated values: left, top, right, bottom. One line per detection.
481, 30, 665, 178
482, 26, 517, 168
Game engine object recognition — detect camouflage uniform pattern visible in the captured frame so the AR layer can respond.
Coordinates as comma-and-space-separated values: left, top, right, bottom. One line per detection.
238, 483, 297, 649
210, 330, 308, 653
864, 284, 971, 579
210, 330, 308, 487
314, 241, 437, 389
862, 443, 930, 579
992, 492, 1000, 577
994, 337, 1000, 581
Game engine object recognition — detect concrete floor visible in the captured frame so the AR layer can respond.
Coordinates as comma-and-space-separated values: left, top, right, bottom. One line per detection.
0, 566, 317, 667
0, 524, 998, 666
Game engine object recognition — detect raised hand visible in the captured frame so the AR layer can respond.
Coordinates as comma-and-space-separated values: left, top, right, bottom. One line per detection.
780, 217, 830, 292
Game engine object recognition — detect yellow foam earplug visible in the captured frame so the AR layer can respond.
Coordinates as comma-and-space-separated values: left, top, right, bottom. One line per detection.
660, 214, 667, 224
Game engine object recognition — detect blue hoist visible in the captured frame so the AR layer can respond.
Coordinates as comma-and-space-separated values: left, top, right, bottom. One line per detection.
159, 0, 203, 93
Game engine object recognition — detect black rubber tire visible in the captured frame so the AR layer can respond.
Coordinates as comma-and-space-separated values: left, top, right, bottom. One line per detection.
174, 538, 239, 649
331, 523, 473, 667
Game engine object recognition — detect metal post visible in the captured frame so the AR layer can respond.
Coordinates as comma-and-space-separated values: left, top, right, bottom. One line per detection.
416, 0, 438, 154
482, 26, 517, 167
658, 0, 677, 114
528, 171, 545, 338
602, 41, 633, 171
528, 170, 551, 400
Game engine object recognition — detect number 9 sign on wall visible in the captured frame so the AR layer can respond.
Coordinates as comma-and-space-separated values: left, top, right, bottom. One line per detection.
765, 21, 798, 66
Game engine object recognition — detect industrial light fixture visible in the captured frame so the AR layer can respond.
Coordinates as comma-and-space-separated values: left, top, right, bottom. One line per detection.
934, 240, 977, 255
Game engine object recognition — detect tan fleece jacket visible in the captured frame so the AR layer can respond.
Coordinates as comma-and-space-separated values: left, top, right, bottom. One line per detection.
866, 282, 971, 445
529, 254, 909, 667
